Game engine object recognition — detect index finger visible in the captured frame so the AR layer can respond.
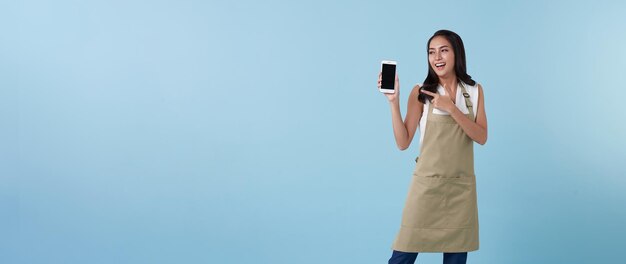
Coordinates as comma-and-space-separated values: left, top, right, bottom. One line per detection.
420, 89, 437, 96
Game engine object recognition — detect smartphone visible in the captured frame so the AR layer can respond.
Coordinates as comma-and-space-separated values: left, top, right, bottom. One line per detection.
380, 60, 396, 93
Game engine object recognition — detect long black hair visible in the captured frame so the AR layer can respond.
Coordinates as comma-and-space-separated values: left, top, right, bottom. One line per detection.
418, 30, 476, 104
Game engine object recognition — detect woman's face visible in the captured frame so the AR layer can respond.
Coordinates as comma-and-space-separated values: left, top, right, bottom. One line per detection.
428, 36, 455, 78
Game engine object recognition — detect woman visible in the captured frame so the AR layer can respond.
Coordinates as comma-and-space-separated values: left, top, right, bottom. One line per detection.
377, 30, 488, 264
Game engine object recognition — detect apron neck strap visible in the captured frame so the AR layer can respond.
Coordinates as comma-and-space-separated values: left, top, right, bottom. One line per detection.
459, 82, 474, 121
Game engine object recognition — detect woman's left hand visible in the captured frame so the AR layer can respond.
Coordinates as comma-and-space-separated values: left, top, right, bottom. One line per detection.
420, 89, 455, 113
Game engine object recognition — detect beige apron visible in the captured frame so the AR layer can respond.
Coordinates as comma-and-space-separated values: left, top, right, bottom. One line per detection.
392, 83, 479, 252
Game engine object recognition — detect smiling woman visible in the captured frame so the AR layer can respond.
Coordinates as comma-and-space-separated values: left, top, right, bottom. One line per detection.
377, 29, 488, 264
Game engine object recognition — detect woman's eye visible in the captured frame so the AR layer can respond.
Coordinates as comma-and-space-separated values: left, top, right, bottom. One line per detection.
428, 51, 434, 55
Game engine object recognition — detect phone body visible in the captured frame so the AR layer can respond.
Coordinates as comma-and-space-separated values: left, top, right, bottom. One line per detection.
380, 60, 397, 93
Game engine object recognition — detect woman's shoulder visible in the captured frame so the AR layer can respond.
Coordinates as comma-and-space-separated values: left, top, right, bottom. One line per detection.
410, 83, 424, 93
463, 81, 480, 89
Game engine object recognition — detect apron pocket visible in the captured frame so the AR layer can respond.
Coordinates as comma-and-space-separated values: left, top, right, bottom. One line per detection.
444, 176, 477, 228
402, 177, 448, 228
401, 176, 477, 229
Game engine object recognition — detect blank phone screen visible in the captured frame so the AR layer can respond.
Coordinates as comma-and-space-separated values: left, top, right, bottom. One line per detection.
381, 63, 396, 89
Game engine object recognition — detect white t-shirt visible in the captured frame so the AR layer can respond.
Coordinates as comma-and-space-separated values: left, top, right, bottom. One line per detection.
418, 82, 480, 145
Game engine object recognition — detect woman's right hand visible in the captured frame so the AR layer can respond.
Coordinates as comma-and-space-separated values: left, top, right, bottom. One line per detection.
378, 72, 399, 103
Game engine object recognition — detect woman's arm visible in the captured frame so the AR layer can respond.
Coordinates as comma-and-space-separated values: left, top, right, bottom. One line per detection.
420, 84, 488, 145
388, 85, 424, 150
378, 73, 423, 150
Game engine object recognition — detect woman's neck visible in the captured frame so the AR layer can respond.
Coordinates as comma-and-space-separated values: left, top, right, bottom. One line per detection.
439, 75, 458, 89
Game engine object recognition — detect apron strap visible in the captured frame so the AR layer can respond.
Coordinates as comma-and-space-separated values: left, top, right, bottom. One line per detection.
459, 82, 475, 121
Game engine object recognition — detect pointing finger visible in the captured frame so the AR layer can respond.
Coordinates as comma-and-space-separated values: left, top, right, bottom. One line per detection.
420, 89, 437, 96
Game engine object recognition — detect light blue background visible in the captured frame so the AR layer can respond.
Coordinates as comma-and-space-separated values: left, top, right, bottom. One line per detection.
2, 0, 626, 263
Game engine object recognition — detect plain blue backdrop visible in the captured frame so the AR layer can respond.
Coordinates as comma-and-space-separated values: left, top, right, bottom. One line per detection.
2, 0, 626, 263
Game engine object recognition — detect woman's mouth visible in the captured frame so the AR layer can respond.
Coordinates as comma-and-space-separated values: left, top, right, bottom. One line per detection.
435, 62, 446, 70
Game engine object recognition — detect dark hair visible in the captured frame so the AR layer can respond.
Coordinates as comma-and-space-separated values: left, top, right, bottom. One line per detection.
418, 30, 476, 104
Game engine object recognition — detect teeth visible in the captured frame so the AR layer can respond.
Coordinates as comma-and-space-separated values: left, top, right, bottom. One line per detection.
435, 63, 445, 67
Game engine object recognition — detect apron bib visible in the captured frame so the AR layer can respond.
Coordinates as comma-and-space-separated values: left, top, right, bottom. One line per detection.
392, 83, 479, 252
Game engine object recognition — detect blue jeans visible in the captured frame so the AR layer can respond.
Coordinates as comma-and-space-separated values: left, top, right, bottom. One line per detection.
388, 250, 467, 264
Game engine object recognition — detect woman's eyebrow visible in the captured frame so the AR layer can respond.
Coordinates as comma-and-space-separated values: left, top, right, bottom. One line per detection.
429, 45, 450, 50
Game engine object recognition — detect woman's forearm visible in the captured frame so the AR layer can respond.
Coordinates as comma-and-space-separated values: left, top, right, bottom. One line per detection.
389, 101, 410, 150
